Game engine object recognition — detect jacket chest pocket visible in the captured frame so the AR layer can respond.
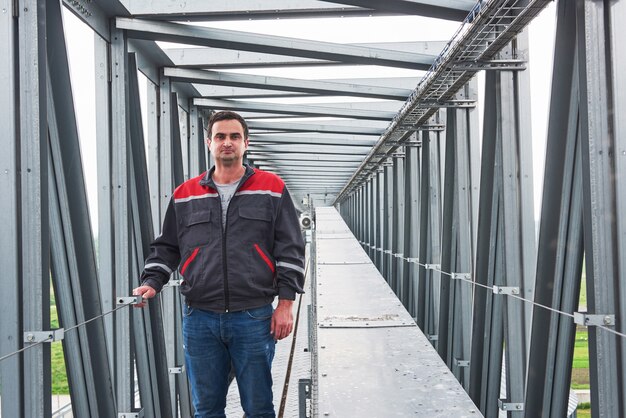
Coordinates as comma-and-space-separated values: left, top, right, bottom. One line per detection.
237, 206, 273, 240
180, 209, 213, 248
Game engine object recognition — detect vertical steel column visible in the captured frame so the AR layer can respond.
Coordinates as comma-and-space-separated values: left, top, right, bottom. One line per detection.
376, 169, 385, 270
392, 151, 406, 300
158, 73, 179, 418
498, 34, 536, 416
128, 52, 174, 418
95, 30, 115, 373
47, 1, 116, 415
469, 69, 505, 418
383, 163, 394, 284
417, 117, 443, 341
110, 24, 134, 414
14, 1, 51, 416
438, 82, 479, 390
525, 2, 584, 415
365, 176, 372, 259
188, 104, 206, 178
0, 0, 22, 415
577, 0, 625, 415
404, 136, 421, 318
147, 80, 161, 236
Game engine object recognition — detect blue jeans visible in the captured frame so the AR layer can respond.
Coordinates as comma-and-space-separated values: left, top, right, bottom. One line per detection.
182, 303, 276, 418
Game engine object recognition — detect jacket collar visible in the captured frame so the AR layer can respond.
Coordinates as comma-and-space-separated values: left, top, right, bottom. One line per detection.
200, 164, 255, 190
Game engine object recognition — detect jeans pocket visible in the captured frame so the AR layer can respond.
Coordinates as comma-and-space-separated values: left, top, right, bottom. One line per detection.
245, 304, 273, 321
183, 304, 194, 317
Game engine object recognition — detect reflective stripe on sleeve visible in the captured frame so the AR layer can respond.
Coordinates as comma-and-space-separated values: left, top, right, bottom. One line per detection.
276, 261, 305, 275
144, 263, 173, 274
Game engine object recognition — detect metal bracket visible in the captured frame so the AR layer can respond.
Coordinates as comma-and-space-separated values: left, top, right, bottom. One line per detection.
117, 296, 143, 305
24, 328, 65, 343
454, 358, 470, 368
393, 253, 404, 258
406, 257, 419, 263
492, 286, 520, 295
451, 272, 471, 280
118, 411, 144, 418
299, 378, 312, 418
163, 279, 182, 288
424, 263, 441, 270
498, 399, 524, 411
168, 366, 185, 374
383, 250, 392, 255
573, 312, 615, 327
427, 334, 438, 342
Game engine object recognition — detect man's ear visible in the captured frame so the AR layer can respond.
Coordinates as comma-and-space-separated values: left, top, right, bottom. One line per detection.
244, 138, 250, 149
206, 138, 212, 146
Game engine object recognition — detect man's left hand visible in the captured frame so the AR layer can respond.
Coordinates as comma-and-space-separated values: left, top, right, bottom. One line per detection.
271, 299, 294, 340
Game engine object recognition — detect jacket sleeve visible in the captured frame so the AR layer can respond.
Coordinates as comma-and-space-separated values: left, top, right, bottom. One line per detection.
140, 198, 181, 292
273, 187, 306, 300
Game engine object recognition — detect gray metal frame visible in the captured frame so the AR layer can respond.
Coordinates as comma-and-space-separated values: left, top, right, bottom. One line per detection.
3, 0, 625, 416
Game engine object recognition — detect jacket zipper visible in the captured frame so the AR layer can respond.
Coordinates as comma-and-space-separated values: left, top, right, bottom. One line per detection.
215, 167, 253, 313
222, 208, 230, 312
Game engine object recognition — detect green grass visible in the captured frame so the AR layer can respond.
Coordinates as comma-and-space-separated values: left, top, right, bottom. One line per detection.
50, 303, 69, 394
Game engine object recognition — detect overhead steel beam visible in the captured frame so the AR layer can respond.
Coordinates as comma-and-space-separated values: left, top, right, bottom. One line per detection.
247, 153, 364, 162
248, 120, 386, 135
193, 98, 396, 120
164, 41, 444, 69
249, 144, 370, 154
117, 18, 434, 70
261, 166, 358, 173
253, 160, 361, 168
121, 0, 396, 20
319, 0, 472, 20
165, 68, 412, 100
249, 134, 377, 147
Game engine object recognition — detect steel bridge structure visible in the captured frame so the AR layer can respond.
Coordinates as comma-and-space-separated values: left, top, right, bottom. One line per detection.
1, 0, 625, 417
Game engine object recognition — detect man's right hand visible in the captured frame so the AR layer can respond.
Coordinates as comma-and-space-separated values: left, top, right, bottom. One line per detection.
133, 285, 157, 308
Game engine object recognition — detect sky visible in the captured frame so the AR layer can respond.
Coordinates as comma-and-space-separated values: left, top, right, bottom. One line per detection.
61, 3, 557, 233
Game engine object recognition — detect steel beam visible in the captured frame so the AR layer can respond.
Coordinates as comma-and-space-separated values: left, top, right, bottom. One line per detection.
525, 2, 583, 415
47, 2, 117, 415
250, 134, 377, 147
166, 68, 412, 101
194, 98, 396, 120
403, 136, 421, 317
117, 18, 435, 70
319, 0, 473, 20
164, 41, 443, 69
577, 0, 625, 415
249, 144, 370, 155
0, 0, 23, 416
110, 23, 134, 415
248, 120, 386, 135
17, 1, 51, 417
122, 0, 434, 20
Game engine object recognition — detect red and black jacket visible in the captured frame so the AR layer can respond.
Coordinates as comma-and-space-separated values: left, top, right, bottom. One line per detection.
140, 165, 306, 312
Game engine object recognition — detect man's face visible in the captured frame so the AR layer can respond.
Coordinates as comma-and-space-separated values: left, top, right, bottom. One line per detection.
207, 119, 249, 166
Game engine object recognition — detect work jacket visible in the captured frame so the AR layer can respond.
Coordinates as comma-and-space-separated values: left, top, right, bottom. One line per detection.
140, 165, 306, 312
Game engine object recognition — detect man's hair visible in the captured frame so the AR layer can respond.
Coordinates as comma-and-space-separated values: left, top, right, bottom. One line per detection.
207, 111, 249, 139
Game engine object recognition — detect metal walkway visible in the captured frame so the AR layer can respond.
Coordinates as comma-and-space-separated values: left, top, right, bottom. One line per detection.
312, 207, 481, 417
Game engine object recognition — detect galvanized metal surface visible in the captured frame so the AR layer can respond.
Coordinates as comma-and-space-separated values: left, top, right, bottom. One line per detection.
314, 207, 481, 417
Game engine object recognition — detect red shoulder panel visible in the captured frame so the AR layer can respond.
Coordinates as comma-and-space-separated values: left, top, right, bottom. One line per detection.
239, 169, 285, 194
173, 172, 215, 199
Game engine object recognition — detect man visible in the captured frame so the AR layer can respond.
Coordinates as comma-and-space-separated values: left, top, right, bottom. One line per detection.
133, 111, 306, 418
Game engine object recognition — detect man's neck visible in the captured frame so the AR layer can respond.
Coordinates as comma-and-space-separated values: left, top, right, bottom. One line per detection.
212, 163, 245, 185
